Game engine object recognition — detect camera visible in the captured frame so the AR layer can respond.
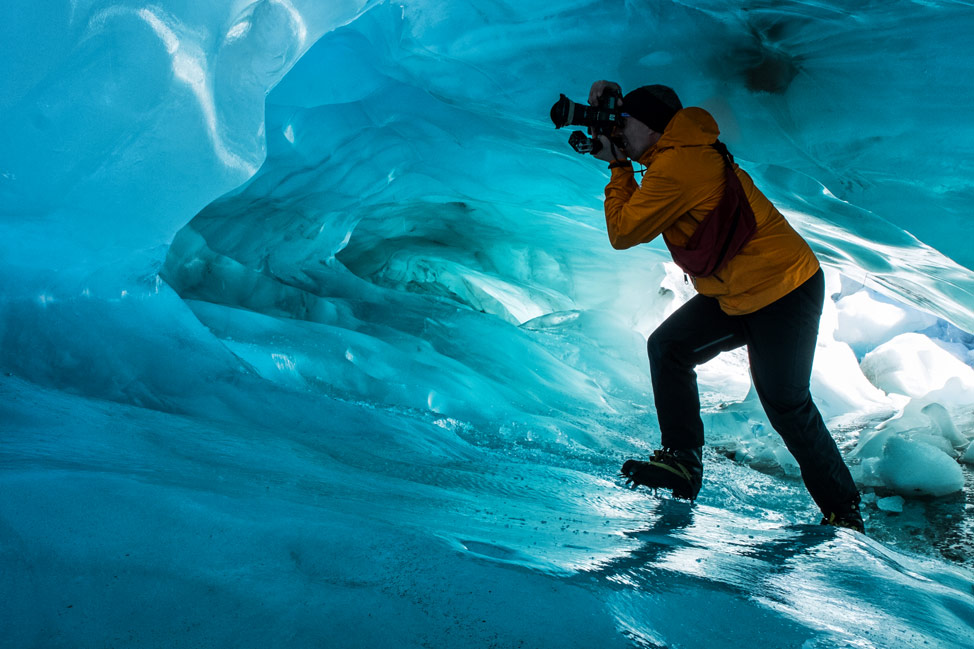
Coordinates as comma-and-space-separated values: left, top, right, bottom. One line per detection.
549, 89, 623, 155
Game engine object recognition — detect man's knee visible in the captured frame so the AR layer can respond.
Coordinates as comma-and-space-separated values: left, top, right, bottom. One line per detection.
760, 392, 822, 443
754, 373, 810, 411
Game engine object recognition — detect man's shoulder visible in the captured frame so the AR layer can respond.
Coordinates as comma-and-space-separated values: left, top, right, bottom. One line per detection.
645, 140, 723, 182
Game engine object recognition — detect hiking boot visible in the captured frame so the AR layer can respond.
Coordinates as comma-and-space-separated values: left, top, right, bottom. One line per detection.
820, 496, 865, 533
620, 447, 703, 501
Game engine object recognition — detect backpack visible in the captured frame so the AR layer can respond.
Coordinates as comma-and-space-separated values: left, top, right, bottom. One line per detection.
663, 141, 757, 278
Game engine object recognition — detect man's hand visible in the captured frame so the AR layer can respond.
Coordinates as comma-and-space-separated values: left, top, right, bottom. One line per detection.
588, 81, 627, 164
589, 80, 623, 106
592, 135, 626, 163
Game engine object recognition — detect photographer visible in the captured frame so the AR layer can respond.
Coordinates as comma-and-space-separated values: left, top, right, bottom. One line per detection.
585, 81, 863, 532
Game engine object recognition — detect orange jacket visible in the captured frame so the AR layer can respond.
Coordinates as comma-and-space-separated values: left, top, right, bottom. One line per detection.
604, 107, 820, 315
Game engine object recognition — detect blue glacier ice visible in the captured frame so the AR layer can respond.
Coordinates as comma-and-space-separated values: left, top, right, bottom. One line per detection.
2, 1, 974, 647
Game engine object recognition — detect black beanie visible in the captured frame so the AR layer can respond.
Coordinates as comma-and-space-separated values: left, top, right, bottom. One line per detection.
622, 86, 681, 134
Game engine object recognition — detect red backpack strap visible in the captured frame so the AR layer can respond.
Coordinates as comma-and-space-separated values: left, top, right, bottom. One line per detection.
663, 140, 758, 278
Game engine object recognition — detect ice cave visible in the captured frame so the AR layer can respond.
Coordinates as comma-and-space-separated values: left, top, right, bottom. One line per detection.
2, 1, 974, 647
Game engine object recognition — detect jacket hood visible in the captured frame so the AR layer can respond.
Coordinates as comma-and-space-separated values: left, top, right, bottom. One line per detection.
638, 107, 720, 165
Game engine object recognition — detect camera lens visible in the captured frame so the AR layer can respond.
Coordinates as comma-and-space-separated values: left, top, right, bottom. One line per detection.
550, 94, 574, 129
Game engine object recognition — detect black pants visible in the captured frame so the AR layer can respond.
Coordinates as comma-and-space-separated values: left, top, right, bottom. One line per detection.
647, 269, 858, 515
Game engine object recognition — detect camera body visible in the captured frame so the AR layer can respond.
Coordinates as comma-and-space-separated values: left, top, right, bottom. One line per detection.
550, 89, 623, 155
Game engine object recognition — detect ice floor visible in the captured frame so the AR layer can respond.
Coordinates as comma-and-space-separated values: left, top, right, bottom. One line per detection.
3, 373, 974, 649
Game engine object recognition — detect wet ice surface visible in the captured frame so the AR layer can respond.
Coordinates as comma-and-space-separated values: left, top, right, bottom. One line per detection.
3, 375, 973, 649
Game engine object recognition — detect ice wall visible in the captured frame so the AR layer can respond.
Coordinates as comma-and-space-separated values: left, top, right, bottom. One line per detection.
1, 0, 377, 406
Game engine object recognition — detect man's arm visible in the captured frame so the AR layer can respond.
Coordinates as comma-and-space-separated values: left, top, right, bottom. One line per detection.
604, 160, 692, 250
586, 80, 695, 249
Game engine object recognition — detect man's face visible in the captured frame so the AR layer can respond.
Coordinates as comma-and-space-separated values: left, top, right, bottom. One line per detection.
618, 115, 660, 160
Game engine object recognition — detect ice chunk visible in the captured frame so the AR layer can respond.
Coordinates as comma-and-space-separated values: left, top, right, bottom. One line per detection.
810, 333, 893, 421
877, 496, 905, 513
808, 270, 894, 422
861, 333, 974, 399
852, 430, 894, 463
864, 379, 974, 465
834, 290, 938, 357
878, 437, 964, 498
919, 401, 969, 451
